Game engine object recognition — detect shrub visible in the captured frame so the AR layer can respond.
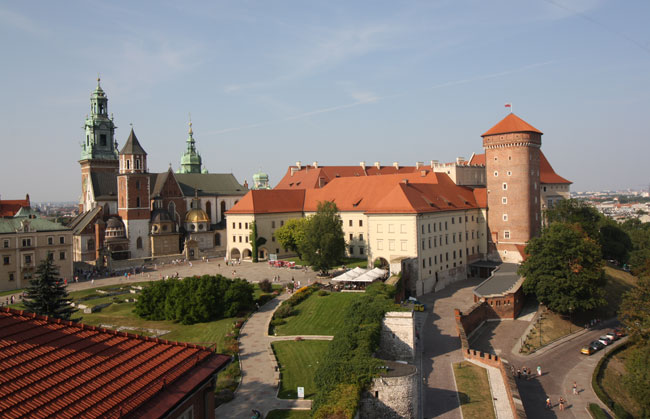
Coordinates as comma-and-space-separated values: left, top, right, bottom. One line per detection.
259, 279, 273, 293
256, 293, 275, 307
274, 304, 295, 319
318, 290, 330, 297
592, 342, 634, 419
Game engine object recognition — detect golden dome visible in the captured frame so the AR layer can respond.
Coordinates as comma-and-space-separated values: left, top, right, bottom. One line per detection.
185, 208, 210, 223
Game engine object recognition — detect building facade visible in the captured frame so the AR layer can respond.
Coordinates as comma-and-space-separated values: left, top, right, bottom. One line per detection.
0, 208, 73, 292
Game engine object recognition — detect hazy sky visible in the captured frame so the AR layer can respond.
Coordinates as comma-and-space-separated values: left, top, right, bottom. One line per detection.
1, 0, 649, 202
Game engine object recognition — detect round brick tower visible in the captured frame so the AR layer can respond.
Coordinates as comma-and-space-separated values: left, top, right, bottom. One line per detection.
482, 113, 542, 263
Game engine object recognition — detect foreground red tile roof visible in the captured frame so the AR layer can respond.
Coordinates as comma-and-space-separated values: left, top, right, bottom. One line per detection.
0, 308, 230, 419
274, 164, 420, 189
228, 171, 480, 215
0, 196, 30, 218
482, 113, 543, 137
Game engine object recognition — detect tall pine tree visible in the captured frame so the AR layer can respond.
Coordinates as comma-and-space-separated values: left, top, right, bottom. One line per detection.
23, 259, 76, 320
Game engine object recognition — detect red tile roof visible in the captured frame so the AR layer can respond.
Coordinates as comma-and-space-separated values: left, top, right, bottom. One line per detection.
468, 153, 485, 166
0, 196, 30, 218
473, 188, 487, 208
229, 171, 480, 215
274, 165, 420, 190
0, 308, 230, 419
482, 113, 543, 137
539, 152, 572, 184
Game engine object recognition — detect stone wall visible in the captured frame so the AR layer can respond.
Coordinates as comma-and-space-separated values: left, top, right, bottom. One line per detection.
377, 311, 415, 361
359, 368, 418, 419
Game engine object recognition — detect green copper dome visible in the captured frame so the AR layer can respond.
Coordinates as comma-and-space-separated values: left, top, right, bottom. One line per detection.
252, 170, 271, 189
177, 119, 204, 174
80, 77, 119, 162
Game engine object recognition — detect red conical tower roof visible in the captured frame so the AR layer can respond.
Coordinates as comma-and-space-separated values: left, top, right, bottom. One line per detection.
482, 113, 542, 137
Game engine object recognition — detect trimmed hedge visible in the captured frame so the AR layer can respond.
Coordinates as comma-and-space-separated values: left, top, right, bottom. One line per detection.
589, 403, 608, 419
592, 341, 633, 419
135, 274, 254, 325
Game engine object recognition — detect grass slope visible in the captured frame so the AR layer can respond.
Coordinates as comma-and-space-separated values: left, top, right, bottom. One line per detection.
273, 292, 361, 336
453, 361, 496, 419
273, 340, 330, 399
599, 343, 642, 417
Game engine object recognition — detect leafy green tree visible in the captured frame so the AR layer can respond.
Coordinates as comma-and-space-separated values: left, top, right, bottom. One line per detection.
620, 276, 650, 343
519, 222, 606, 314
23, 259, 76, 320
600, 218, 632, 263
274, 218, 308, 258
299, 201, 345, 274
249, 222, 266, 262
545, 199, 602, 239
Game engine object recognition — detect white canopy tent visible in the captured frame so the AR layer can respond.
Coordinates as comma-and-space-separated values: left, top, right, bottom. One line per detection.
331, 267, 387, 283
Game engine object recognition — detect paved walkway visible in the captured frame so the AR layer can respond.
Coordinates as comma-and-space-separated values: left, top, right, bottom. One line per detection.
468, 359, 514, 419
216, 293, 319, 419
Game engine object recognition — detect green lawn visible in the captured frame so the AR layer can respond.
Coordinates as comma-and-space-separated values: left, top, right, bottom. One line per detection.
273, 292, 361, 336
0, 288, 23, 297
273, 340, 330, 399
265, 410, 311, 419
453, 361, 496, 419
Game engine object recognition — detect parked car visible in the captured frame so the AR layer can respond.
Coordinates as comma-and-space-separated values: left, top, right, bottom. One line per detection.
590, 340, 605, 351
598, 336, 613, 346
581, 345, 596, 355
605, 331, 619, 342
614, 328, 627, 338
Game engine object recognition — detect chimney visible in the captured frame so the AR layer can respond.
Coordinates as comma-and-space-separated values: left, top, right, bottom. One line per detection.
374, 161, 381, 169
290, 167, 298, 176
415, 161, 423, 169
313, 161, 318, 169
421, 170, 427, 177
402, 179, 409, 185
296, 161, 302, 170
430, 160, 439, 169
243, 180, 249, 189
360, 161, 366, 170
393, 162, 399, 170
456, 156, 466, 164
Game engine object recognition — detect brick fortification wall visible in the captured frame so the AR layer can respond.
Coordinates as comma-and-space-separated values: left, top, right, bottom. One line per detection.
454, 306, 527, 418
359, 370, 418, 419
377, 311, 415, 361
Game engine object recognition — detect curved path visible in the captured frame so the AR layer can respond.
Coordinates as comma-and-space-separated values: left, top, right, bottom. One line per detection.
215, 293, 313, 418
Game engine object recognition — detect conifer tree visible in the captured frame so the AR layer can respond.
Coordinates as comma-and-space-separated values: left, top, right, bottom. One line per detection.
23, 259, 76, 320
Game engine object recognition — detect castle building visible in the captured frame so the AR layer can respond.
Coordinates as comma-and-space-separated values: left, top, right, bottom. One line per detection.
225, 113, 571, 296
71, 81, 247, 265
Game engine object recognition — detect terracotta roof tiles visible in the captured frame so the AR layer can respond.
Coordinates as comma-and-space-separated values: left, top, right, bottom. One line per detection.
0, 199, 30, 218
482, 113, 543, 137
0, 308, 230, 419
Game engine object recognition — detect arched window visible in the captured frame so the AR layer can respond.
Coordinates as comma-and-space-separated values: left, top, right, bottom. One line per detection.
168, 201, 176, 222
220, 201, 226, 221
135, 159, 141, 170
205, 201, 212, 223
136, 237, 143, 249
126, 159, 130, 170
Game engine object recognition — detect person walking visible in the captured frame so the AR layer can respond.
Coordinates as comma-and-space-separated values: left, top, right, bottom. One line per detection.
573, 381, 579, 395
546, 397, 552, 409
559, 397, 565, 411
537, 365, 542, 376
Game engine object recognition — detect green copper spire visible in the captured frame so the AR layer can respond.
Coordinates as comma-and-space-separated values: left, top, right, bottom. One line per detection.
177, 117, 204, 174
80, 77, 119, 161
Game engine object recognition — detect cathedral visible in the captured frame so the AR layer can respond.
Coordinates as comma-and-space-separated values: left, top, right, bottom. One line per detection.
70, 79, 248, 265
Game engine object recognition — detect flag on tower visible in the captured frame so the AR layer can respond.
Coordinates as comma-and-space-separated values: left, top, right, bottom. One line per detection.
504, 103, 512, 108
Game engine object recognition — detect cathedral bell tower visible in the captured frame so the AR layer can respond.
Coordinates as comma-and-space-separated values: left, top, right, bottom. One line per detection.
117, 129, 151, 259
79, 78, 119, 212
482, 113, 542, 263
177, 118, 206, 174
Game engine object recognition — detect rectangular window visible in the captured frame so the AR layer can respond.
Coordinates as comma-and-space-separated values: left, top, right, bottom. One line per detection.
232, 222, 236, 229
428, 224, 431, 233
48, 237, 53, 245
349, 246, 354, 255
8, 273, 14, 282
502, 182, 507, 190
3, 256, 9, 265
502, 197, 507, 204
359, 247, 364, 255
452, 217, 455, 224
445, 252, 449, 261
233, 235, 236, 242
434, 255, 437, 264
359, 234, 364, 241
389, 240, 395, 251
245, 236, 249, 243
504, 231, 510, 239
272, 221, 276, 228
359, 220, 363, 227
445, 221, 448, 230
59, 252, 66, 260
238, 223, 242, 229
377, 239, 383, 250
453, 250, 456, 259
388, 224, 394, 233
428, 238, 431, 249
22, 238, 31, 247
459, 233, 462, 242
3, 240, 8, 248
272, 235, 276, 242
472, 246, 475, 254
401, 240, 407, 251
428, 257, 432, 266
377, 224, 383, 233
459, 249, 463, 257
349, 233, 353, 241
238, 236, 242, 242
466, 232, 469, 241
421, 225, 425, 234
281, 220, 284, 226
459, 217, 462, 223
349, 220, 353, 227
503, 214, 508, 221
245, 223, 248, 229
434, 237, 437, 248
421, 240, 425, 250
25, 254, 32, 264
453, 235, 456, 244
446, 235, 448, 245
